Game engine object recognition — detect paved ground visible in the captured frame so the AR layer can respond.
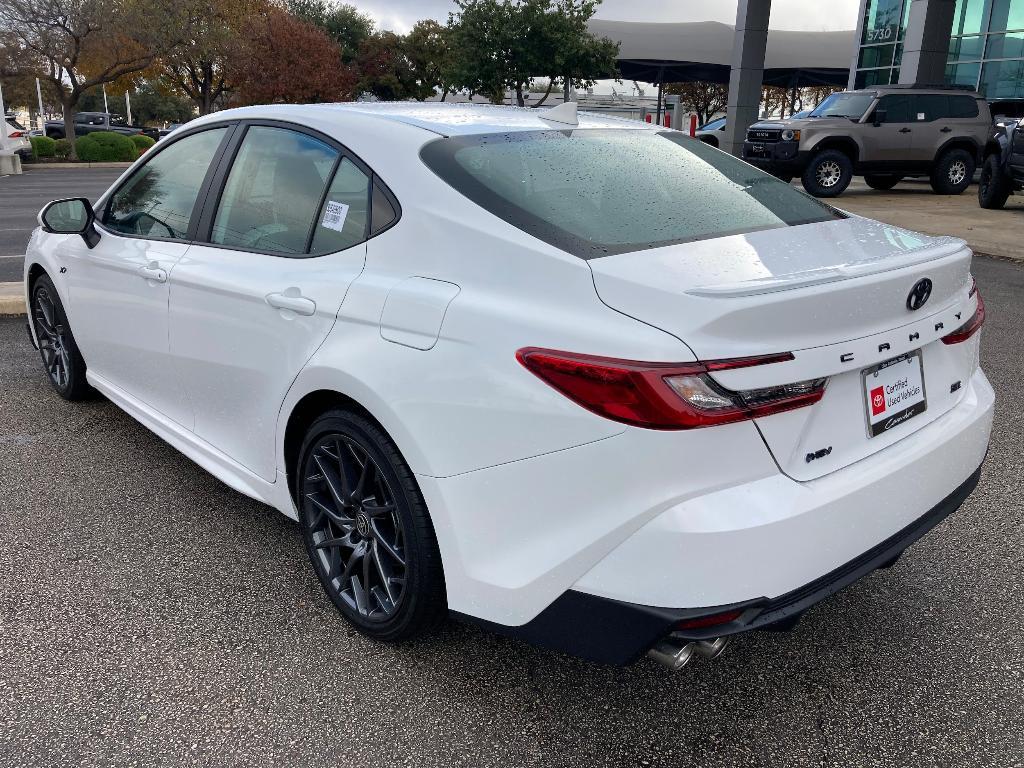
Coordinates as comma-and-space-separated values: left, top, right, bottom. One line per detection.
0, 257, 1022, 767
0, 167, 122, 281
838, 178, 1024, 260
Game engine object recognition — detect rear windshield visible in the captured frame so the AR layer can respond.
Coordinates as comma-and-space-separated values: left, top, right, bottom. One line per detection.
420, 129, 840, 259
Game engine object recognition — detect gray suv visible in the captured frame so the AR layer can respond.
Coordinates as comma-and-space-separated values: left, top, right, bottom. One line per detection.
742, 85, 992, 197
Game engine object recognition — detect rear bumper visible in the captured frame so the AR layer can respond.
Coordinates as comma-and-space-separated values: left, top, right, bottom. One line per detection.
438, 368, 993, 665
459, 463, 982, 665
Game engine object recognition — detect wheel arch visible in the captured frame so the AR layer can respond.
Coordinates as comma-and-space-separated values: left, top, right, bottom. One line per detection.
809, 136, 860, 164
935, 136, 981, 164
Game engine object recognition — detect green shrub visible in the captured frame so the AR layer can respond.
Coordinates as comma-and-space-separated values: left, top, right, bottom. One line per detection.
54, 138, 72, 159
75, 132, 138, 162
29, 135, 57, 159
129, 134, 156, 152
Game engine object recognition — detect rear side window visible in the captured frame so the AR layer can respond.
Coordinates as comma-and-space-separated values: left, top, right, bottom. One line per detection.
309, 158, 370, 254
212, 126, 338, 254
948, 95, 981, 118
914, 95, 948, 121
104, 127, 228, 239
421, 129, 840, 259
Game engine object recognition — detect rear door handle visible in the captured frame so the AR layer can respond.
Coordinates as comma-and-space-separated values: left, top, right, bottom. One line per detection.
940, 126, 953, 133
898, 128, 912, 133
139, 262, 167, 283
266, 289, 316, 316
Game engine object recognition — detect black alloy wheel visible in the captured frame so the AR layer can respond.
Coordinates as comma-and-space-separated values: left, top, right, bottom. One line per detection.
31, 275, 91, 400
297, 410, 445, 640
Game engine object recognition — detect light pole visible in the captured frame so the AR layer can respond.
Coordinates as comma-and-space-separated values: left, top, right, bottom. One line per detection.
36, 78, 45, 130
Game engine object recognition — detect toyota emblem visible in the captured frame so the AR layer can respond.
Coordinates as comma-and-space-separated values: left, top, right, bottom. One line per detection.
906, 278, 932, 311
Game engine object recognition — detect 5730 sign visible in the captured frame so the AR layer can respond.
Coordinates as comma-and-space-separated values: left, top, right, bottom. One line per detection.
866, 24, 898, 43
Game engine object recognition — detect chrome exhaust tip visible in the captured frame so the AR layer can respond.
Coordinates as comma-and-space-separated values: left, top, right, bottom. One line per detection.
646, 636, 730, 670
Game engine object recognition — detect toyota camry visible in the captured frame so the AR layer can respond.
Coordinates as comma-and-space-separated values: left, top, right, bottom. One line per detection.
24, 102, 993, 668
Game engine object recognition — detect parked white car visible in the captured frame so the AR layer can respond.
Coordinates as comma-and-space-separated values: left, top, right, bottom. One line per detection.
24, 102, 993, 668
694, 116, 727, 147
2, 114, 32, 161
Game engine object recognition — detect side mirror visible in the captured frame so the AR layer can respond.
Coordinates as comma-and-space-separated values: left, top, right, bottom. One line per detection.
39, 198, 100, 248
873, 109, 887, 127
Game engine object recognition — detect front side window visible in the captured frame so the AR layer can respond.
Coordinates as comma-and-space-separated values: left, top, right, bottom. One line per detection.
810, 92, 876, 119
876, 93, 913, 122
104, 127, 228, 239
211, 126, 338, 254
421, 130, 840, 259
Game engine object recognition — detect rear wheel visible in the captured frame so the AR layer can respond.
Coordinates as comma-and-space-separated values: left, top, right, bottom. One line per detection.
297, 409, 446, 641
801, 149, 853, 197
930, 148, 975, 195
863, 174, 902, 191
978, 154, 1011, 209
30, 275, 91, 400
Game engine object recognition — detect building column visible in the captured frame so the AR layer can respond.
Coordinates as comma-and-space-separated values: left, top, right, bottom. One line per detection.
722, 0, 771, 156
898, 0, 956, 85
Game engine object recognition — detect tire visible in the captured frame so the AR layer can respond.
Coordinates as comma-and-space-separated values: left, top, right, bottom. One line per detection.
772, 173, 794, 184
930, 148, 975, 195
29, 274, 92, 401
297, 409, 446, 641
45, 129, 63, 140
978, 154, 1011, 209
801, 149, 853, 197
699, 136, 719, 148
863, 174, 902, 191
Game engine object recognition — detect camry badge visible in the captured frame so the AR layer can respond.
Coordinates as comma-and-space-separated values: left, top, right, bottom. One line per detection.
907, 279, 933, 311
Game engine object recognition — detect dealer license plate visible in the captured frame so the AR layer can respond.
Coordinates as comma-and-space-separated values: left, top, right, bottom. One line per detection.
863, 352, 927, 438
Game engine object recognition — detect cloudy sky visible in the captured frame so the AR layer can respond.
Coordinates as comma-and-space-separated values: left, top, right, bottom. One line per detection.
354, 0, 862, 34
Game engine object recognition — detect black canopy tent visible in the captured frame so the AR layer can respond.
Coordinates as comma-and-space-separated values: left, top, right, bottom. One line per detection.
587, 20, 854, 121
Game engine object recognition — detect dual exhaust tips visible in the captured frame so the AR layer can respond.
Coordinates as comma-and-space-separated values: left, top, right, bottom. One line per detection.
647, 636, 730, 671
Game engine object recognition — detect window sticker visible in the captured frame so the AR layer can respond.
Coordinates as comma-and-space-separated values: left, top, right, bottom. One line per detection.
917, 112, 926, 120
321, 200, 350, 232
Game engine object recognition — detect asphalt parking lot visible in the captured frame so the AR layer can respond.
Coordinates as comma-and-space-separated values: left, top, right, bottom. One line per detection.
0, 167, 123, 282
1, 256, 1022, 767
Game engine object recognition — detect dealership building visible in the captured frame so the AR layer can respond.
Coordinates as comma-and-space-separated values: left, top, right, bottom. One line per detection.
851, 0, 1024, 109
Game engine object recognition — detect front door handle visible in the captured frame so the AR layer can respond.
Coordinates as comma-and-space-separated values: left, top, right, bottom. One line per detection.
898, 127, 912, 133
139, 261, 167, 283
940, 126, 953, 133
266, 288, 316, 316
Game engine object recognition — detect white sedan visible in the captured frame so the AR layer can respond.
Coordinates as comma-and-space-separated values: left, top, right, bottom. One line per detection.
24, 102, 993, 668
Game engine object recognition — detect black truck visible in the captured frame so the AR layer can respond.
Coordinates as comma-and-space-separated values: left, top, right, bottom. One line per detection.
45, 112, 159, 141
978, 117, 1024, 209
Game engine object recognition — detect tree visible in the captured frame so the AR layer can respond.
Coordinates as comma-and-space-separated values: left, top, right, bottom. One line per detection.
229, 7, 356, 105
448, 0, 619, 107
289, 0, 374, 63
404, 20, 457, 101
664, 81, 728, 125
355, 32, 422, 101
0, 0, 187, 159
160, 0, 262, 116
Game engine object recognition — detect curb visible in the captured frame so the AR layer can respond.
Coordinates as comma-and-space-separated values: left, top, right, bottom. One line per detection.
0, 282, 25, 317
23, 162, 133, 169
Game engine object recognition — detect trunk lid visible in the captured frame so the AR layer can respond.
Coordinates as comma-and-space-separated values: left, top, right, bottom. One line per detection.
588, 217, 980, 480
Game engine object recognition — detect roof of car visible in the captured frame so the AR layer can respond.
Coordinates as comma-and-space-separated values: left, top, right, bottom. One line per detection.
211, 102, 657, 137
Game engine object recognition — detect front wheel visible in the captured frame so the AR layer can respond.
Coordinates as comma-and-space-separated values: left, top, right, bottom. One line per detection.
978, 154, 1011, 209
801, 150, 853, 197
930, 148, 975, 195
297, 409, 446, 641
864, 174, 902, 191
30, 275, 91, 400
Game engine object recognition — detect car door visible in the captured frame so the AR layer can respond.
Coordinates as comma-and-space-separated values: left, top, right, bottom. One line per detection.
1012, 122, 1024, 182
63, 125, 232, 428
863, 93, 914, 164
167, 122, 382, 481
909, 94, 953, 163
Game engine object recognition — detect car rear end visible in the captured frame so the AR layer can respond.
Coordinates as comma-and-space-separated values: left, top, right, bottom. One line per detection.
417, 122, 993, 666
3, 116, 33, 161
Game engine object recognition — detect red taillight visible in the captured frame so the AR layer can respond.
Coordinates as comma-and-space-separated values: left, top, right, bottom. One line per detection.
516, 347, 826, 430
8, 131, 24, 138
942, 288, 985, 345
